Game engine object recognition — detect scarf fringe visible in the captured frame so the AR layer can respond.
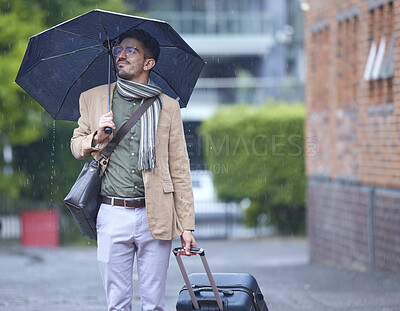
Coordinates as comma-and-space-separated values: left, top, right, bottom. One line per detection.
138, 147, 156, 171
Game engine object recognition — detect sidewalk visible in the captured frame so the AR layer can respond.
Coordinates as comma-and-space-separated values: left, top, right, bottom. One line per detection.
1, 238, 400, 311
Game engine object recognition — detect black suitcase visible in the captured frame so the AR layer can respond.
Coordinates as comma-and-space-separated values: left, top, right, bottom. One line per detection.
173, 247, 269, 311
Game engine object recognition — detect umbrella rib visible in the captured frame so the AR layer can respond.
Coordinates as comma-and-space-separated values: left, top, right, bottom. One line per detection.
99, 11, 112, 49
54, 50, 106, 119
42, 45, 103, 61
111, 19, 148, 42
15, 45, 103, 83
55, 28, 105, 47
130, 20, 148, 30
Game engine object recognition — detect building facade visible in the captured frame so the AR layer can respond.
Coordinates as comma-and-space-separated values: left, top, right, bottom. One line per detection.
305, 0, 400, 273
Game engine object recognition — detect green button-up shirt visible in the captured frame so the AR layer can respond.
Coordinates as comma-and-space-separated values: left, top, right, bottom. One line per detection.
100, 90, 145, 198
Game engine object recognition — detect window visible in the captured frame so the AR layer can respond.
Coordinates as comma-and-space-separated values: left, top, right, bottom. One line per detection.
381, 35, 394, 79
371, 36, 386, 80
363, 39, 377, 81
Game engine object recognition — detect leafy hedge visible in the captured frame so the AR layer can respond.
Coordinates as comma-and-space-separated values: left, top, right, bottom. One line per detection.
199, 102, 306, 234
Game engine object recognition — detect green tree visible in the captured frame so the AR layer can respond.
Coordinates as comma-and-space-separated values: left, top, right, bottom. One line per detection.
0, 0, 47, 197
34, 0, 128, 27
0, 0, 128, 197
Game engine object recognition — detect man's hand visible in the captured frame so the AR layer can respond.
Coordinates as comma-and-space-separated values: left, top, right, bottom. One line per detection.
93, 111, 115, 145
179, 230, 197, 256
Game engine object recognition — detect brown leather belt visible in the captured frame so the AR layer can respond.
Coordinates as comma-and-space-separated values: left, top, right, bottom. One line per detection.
101, 196, 145, 208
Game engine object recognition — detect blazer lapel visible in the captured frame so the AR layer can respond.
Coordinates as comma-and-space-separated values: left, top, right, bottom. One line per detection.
101, 82, 116, 112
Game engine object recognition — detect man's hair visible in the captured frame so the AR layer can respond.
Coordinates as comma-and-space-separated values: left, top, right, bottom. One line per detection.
118, 29, 160, 62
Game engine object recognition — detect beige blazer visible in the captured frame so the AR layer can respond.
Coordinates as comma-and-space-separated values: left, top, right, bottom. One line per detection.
70, 83, 195, 240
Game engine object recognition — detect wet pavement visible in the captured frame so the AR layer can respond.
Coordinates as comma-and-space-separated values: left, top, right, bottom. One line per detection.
1, 237, 400, 311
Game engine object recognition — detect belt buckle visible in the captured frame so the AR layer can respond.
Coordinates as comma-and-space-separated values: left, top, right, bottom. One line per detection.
124, 199, 128, 208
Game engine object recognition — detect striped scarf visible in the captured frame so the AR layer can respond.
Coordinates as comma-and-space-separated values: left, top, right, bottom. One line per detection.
116, 77, 162, 170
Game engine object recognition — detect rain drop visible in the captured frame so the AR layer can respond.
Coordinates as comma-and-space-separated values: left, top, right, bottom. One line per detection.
50, 120, 56, 206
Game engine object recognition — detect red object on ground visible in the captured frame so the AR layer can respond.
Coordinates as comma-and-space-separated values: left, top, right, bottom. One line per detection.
20, 209, 59, 247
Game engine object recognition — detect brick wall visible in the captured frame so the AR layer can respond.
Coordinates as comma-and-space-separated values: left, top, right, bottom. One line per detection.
308, 179, 371, 271
374, 188, 400, 272
305, 0, 400, 273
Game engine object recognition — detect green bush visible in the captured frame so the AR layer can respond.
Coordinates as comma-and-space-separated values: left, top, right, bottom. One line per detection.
199, 101, 306, 234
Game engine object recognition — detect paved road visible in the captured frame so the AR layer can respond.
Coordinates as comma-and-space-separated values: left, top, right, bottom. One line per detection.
1, 237, 400, 311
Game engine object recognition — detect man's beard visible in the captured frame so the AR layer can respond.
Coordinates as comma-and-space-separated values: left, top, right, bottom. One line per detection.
117, 69, 132, 80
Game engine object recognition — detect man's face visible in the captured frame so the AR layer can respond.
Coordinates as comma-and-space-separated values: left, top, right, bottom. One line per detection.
115, 38, 148, 82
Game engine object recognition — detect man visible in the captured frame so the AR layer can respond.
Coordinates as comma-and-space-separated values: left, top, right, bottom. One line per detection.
70, 29, 196, 311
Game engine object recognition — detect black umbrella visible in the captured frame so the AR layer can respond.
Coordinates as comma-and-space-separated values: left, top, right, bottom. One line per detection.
15, 9, 205, 121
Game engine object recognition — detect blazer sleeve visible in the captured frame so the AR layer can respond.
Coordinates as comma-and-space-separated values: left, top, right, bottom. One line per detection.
70, 92, 99, 160
168, 101, 195, 231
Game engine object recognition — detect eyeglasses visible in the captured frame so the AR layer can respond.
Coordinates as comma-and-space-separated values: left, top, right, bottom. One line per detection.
112, 45, 137, 56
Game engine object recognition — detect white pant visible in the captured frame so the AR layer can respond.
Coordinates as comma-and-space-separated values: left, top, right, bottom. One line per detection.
96, 203, 172, 311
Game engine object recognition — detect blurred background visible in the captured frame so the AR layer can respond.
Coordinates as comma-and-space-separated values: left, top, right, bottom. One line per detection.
0, 0, 399, 275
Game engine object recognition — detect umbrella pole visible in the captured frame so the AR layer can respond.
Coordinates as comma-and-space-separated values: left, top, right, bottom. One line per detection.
104, 53, 112, 134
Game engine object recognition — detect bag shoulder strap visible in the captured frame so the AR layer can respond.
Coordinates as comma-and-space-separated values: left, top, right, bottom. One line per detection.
100, 96, 156, 159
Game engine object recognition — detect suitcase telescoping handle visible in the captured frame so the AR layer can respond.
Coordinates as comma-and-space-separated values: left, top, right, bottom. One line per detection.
173, 247, 224, 311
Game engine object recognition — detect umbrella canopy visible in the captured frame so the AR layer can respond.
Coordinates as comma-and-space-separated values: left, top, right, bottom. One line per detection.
15, 9, 205, 121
